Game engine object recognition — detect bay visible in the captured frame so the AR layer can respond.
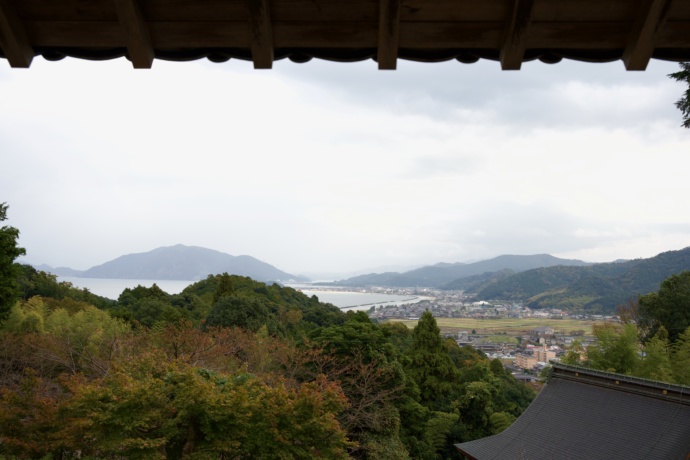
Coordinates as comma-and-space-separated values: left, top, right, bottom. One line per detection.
58, 276, 194, 300
56, 277, 424, 310
296, 289, 422, 311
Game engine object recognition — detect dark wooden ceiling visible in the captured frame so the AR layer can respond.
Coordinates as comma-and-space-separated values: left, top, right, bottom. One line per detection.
1, 0, 689, 70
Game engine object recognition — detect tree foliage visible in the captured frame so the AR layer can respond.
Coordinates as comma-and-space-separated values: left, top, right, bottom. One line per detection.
406, 310, 459, 408
307, 311, 416, 458
0, 357, 351, 459
570, 322, 690, 386
205, 294, 272, 333
473, 247, 690, 313
669, 62, 690, 129
561, 272, 690, 386
0, 303, 537, 459
401, 311, 534, 457
586, 323, 640, 374
671, 326, 690, 385
636, 327, 673, 382
0, 224, 537, 460
2, 296, 131, 378
0, 203, 26, 321
638, 271, 690, 343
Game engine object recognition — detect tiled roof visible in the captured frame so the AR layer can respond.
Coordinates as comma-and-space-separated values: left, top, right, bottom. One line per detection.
456, 364, 690, 460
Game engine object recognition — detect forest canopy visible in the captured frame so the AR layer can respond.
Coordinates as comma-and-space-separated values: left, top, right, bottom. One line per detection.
0, 258, 534, 459
562, 271, 690, 385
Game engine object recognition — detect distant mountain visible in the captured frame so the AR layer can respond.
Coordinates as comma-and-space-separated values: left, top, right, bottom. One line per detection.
300, 263, 423, 282
33, 264, 83, 277
334, 254, 590, 288
438, 269, 516, 291
473, 247, 690, 313
40, 245, 308, 283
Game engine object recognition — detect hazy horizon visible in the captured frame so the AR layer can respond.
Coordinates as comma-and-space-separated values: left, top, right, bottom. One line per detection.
20, 242, 685, 281
3, 57, 690, 276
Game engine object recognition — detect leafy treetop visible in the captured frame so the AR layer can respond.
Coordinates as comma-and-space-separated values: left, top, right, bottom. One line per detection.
638, 271, 690, 343
0, 203, 26, 320
669, 62, 690, 129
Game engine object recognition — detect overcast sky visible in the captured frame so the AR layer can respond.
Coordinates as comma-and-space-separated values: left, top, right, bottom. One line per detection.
1, 55, 688, 278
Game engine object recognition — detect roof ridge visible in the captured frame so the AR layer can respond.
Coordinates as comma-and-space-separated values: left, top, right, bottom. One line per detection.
552, 363, 690, 406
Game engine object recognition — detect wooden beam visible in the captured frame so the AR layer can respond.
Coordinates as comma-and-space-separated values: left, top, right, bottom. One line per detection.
622, 0, 673, 71
500, 0, 535, 70
113, 0, 154, 68
378, 0, 401, 70
0, 0, 33, 68
26, 21, 660, 51
247, 0, 273, 69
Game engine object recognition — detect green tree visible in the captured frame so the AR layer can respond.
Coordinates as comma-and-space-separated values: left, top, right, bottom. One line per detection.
4, 298, 132, 377
586, 323, 640, 374
309, 310, 394, 361
118, 283, 170, 306
0, 203, 26, 321
2, 296, 48, 333
406, 311, 459, 408
638, 271, 690, 343
307, 312, 413, 458
671, 326, 690, 385
213, 272, 236, 302
424, 411, 459, 452
636, 326, 673, 382
129, 297, 191, 328
489, 411, 516, 435
561, 339, 586, 366
669, 62, 690, 128
205, 294, 272, 333
15, 264, 114, 309
457, 381, 495, 439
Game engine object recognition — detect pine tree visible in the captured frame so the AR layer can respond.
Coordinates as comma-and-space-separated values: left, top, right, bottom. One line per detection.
669, 62, 690, 129
406, 310, 459, 408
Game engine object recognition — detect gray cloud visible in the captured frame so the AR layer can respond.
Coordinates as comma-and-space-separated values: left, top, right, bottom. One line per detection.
437, 201, 638, 262
3, 58, 690, 275
275, 58, 684, 131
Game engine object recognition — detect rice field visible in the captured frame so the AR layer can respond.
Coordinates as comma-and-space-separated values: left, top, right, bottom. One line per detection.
389, 317, 611, 337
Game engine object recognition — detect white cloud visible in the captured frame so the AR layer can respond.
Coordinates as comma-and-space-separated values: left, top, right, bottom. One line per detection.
2, 56, 690, 276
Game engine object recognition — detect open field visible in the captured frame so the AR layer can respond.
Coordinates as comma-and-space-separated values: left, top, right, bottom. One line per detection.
388, 317, 613, 337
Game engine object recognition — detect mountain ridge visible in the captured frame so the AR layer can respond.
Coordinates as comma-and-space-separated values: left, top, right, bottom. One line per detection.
332, 254, 591, 288
37, 244, 308, 283
472, 247, 690, 313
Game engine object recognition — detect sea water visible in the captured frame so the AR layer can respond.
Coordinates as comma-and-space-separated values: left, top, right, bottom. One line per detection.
57, 276, 194, 300
56, 277, 425, 310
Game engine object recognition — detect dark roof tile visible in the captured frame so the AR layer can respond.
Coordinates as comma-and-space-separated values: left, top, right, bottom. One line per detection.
456, 365, 690, 460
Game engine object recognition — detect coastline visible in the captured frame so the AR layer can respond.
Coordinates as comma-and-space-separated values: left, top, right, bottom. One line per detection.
295, 287, 434, 311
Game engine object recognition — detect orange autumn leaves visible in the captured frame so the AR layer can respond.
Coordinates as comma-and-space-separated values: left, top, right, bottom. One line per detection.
0, 315, 352, 459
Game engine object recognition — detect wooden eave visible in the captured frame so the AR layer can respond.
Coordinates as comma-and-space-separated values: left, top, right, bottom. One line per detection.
1, 0, 689, 69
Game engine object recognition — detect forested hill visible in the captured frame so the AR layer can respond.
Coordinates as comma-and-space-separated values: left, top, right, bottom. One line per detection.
3, 268, 536, 459
43, 244, 308, 283
333, 254, 590, 288
473, 247, 690, 313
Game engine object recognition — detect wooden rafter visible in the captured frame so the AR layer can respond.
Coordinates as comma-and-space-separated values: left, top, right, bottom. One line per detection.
247, 0, 273, 69
2, 0, 690, 70
0, 0, 33, 68
500, 0, 535, 71
378, 0, 401, 70
623, 0, 674, 71
113, 0, 154, 68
